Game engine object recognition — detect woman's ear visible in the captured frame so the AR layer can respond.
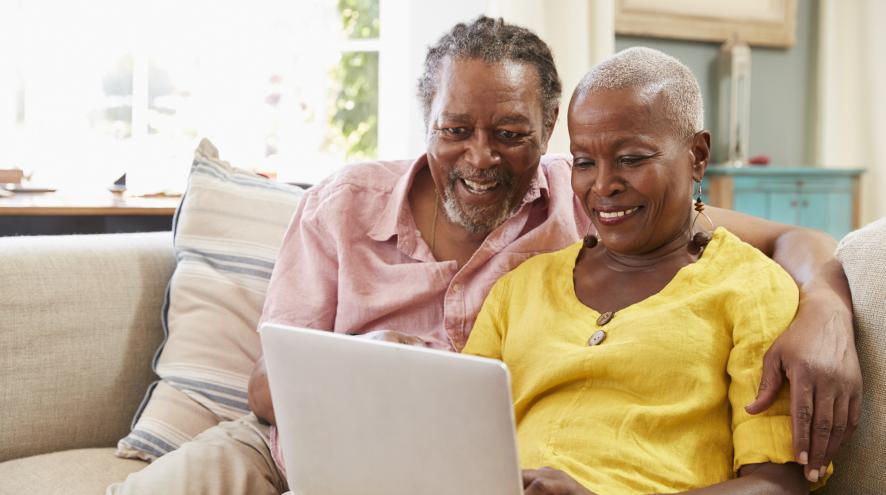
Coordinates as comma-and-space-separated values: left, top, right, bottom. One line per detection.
690, 130, 711, 182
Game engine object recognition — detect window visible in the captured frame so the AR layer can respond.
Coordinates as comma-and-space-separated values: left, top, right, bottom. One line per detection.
0, 0, 382, 190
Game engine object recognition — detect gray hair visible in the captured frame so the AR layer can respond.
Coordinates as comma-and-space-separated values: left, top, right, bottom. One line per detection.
417, 16, 562, 131
575, 47, 703, 137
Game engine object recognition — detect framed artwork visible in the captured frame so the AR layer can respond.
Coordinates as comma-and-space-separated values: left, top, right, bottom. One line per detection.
614, 0, 798, 48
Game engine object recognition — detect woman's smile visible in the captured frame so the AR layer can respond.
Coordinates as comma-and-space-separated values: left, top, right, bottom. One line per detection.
594, 205, 642, 225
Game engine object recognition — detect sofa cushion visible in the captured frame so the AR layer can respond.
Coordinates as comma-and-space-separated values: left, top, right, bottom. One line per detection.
0, 232, 174, 463
0, 448, 146, 495
820, 217, 886, 494
117, 139, 305, 461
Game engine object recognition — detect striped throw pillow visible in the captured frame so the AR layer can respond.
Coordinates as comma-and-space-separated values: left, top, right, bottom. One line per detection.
116, 139, 305, 461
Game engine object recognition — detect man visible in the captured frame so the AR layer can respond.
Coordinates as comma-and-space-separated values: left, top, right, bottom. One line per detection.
111, 16, 861, 494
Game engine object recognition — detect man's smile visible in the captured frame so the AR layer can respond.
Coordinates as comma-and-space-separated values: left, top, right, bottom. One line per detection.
460, 177, 501, 194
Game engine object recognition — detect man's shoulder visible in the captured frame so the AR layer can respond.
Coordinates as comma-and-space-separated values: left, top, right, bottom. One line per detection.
538, 154, 575, 198
300, 159, 413, 213
498, 241, 581, 288
540, 154, 572, 175
317, 159, 413, 193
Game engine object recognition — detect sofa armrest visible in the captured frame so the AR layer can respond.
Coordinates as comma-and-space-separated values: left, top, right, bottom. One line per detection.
819, 218, 886, 494
0, 232, 175, 462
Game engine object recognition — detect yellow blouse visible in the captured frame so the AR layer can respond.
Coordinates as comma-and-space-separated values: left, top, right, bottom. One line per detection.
464, 228, 828, 494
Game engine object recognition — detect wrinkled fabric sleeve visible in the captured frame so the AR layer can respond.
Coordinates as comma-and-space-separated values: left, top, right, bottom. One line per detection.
725, 264, 830, 482
259, 184, 339, 332
462, 276, 510, 360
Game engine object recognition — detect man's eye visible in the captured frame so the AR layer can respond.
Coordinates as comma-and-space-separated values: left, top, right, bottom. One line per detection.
497, 129, 523, 140
441, 127, 468, 137
573, 159, 596, 169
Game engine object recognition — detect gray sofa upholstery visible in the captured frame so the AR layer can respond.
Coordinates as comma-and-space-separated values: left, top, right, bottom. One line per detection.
0, 221, 883, 494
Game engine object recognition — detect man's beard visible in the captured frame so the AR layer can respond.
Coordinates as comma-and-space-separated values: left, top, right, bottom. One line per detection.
440, 166, 521, 236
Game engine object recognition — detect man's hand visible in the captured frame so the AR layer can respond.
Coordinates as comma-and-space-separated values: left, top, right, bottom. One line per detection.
522, 468, 597, 495
248, 356, 277, 426
355, 329, 429, 347
744, 291, 863, 483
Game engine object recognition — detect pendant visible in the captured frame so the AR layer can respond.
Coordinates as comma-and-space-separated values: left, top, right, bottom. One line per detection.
588, 330, 607, 346
596, 311, 614, 326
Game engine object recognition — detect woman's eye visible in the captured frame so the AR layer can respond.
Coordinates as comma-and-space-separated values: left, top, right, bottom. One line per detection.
618, 155, 647, 166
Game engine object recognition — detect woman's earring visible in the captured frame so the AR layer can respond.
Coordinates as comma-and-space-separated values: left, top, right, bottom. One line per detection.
583, 225, 599, 249
689, 180, 715, 252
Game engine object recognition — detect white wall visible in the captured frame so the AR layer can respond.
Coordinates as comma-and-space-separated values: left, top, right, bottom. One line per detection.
486, 0, 614, 154
815, 0, 886, 224
377, 0, 485, 160
378, 0, 615, 159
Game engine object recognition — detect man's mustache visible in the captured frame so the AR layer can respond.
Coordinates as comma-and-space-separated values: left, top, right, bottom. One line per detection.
447, 167, 514, 187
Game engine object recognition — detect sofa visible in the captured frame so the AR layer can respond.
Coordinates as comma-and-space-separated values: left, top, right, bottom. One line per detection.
0, 232, 172, 493
0, 218, 883, 494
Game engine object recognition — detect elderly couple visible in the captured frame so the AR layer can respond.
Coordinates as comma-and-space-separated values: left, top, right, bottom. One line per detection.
112, 16, 862, 495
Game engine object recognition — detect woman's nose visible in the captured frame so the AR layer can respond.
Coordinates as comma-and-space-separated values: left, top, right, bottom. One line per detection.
592, 163, 625, 197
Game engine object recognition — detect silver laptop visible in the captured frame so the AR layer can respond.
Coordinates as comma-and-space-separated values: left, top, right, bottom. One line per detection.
260, 323, 522, 495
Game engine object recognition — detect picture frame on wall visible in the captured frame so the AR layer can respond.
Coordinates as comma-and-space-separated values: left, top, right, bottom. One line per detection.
614, 0, 798, 48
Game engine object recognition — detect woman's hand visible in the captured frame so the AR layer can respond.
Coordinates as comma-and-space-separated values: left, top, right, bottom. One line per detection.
744, 289, 862, 483
522, 468, 597, 495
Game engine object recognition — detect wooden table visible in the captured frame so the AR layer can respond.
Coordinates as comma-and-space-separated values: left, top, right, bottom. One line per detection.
0, 190, 180, 236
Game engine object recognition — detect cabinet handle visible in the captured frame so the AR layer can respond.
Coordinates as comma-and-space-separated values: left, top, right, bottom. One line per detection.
790, 200, 798, 207
801, 200, 809, 207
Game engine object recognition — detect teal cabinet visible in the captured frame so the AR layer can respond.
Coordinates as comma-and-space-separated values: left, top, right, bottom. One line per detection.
702, 166, 864, 239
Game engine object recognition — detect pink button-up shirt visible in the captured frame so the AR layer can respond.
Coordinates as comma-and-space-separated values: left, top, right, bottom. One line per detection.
260, 154, 588, 474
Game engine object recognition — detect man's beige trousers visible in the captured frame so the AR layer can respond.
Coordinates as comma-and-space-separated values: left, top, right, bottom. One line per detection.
107, 414, 288, 495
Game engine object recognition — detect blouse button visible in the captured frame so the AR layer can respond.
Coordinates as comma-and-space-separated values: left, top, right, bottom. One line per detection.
588, 330, 606, 346
596, 311, 614, 326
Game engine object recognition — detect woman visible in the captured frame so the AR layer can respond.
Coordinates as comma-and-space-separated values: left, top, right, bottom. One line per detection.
463, 48, 829, 495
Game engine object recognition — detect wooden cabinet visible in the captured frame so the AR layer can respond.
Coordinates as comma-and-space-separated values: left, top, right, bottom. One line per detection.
703, 166, 864, 239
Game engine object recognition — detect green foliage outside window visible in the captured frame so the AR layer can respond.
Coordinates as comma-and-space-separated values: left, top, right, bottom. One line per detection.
339, 0, 379, 39
330, 0, 379, 160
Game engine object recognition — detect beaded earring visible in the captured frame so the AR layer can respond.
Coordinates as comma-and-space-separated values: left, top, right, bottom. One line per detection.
583, 224, 599, 249
689, 180, 715, 252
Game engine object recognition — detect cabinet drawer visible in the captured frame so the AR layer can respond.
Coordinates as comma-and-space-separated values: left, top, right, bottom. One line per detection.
731, 176, 854, 192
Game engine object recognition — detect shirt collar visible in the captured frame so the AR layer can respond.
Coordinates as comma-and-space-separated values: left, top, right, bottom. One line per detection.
366, 154, 551, 243
366, 155, 427, 243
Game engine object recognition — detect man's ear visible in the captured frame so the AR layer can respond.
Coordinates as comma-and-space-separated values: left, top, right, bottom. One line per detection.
690, 130, 711, 182
540, 106, 560, 154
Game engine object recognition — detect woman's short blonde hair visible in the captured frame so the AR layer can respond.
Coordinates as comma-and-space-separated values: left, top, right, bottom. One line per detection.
575, 47, 704, 138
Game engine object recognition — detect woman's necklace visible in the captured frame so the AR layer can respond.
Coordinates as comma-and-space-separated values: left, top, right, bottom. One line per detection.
585, 234, 698, 347
599, 235, 694, 273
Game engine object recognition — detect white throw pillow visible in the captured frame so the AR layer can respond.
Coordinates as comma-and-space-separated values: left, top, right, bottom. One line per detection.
116, 139, 305, 461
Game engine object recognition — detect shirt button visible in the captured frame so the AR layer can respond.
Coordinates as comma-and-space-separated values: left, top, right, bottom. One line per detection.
451, 284, 461, 293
